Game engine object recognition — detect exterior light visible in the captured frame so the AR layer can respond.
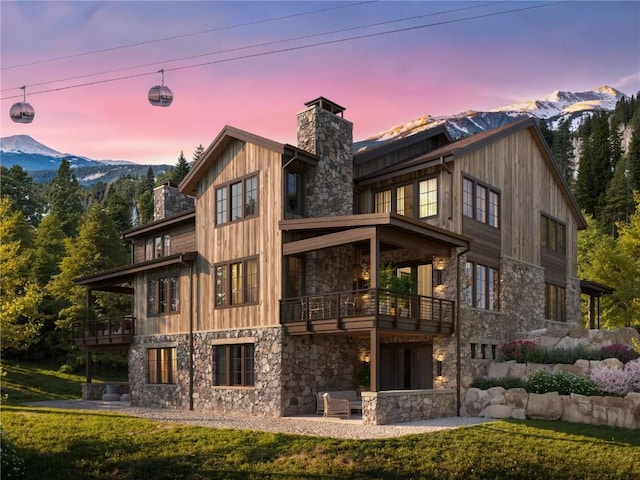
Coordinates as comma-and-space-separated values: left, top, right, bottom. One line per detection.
436, 354, 444, 380
433, 256, 448, 286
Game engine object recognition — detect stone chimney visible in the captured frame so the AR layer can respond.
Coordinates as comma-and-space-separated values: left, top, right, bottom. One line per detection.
297, 97, 353, 217
153, 181, 194, 221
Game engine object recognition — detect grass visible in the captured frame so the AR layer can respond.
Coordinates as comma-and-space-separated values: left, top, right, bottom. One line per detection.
1, 362, 639, 479
1, 359, 126, 405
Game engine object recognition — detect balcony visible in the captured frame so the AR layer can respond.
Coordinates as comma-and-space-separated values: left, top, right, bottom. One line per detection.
72, 317, 135, 349
281, 289, 454, 336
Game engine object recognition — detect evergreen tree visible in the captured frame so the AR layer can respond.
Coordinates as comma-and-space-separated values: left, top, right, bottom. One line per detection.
628, 109, 640, 192
172, 151, 190, 184
0, 198, 43, 351
106, 191, 132, 233
0, 165, 43, 227
538, 120, 553, 150
609, 119, 623, 168
31, 213, 67, 288
50, 203, 128, 329
602, 156, 635, 235
193, 144, 205, 163
551, 119, 574, 183
137, 190, 154, 225
49, 159, 84, 237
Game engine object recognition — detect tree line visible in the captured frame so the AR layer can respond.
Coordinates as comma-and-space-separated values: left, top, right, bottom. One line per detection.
0, 145, 203, 369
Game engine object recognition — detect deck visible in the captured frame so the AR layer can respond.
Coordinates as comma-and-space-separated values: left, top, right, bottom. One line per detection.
72, 317, 135, 349
280, 289, 454, 336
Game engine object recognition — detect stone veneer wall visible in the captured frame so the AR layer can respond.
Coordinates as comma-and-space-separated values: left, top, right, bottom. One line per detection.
129, 327, 284, 416
362, 389, 456, 425
153, 183, 195, 221
281, 334, 359, 416
82, 382, 129, 400
296, 104, 353, 218
499, 256, 545, 332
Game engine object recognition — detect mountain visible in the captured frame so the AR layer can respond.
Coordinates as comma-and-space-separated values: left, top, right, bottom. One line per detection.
0, 134, 170, 185
354, 85, 627, 153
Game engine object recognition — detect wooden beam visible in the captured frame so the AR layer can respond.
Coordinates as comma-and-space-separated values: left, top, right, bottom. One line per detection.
370, 328, 380, 393
283, 227, 376, 256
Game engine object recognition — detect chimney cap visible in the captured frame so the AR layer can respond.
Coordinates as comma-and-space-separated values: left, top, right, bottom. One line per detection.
304, 96, 345, 117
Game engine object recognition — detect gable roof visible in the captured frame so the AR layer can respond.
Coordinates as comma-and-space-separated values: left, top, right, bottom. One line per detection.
356, 118, 587, 230
180, 125, 317, 196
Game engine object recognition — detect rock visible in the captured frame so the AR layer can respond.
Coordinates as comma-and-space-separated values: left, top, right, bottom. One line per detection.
602, 358, 624, 370
488, 362, 511, 379
574, 359, 590, 376
613, 327, 640, 346
539, 336, 560, 348
554, 364, 583, 375
526, 392, 563, 420
505, 388, 528, 409
561, 394, 592, 425
482, 404, 512, 419
511, 408, 526, 420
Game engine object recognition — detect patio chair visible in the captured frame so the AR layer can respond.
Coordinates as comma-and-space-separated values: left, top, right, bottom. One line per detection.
322, 393, 350, 419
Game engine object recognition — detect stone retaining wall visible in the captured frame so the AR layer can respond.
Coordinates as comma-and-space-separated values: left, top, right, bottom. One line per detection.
513, 327, 638, 351
461, 387, 640, 429
361, 389, 456, 425
487, 358, 626, 380
82, 382, 129, 400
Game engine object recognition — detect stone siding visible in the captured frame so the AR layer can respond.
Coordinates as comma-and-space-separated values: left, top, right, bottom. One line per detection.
499, 256, 545, 332
82, 382, 129, 400
281, 334, 359, 416
362, 389, 456, 425
462, 387, 640, 429
153, 182, 194, 221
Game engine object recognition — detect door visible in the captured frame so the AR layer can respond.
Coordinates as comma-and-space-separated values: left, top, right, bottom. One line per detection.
380, 342, 433, 390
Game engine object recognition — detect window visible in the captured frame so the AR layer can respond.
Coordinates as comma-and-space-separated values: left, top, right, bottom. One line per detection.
465, 261, 499, 310
148, 274, 179, 315
462, 177, 500, 228
214, 258, 259, 307
214, 343, 255, 386
541, 213, 566, 255
215, 174, 258, 225
374, 178, 437, 219
419, 178, 438, 218
147, 347, 177, 384
374, 190, 391, 213
145, 234, 170, 260
545, 283, 566, 322
286, 171, 304, 213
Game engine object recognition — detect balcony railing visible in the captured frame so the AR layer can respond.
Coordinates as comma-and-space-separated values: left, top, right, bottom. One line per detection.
281, 289, 454, 335
72, 317, 135, 347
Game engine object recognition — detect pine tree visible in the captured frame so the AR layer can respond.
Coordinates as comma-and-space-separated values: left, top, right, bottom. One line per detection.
50, 203, 128, 329
538, 120, 553, 149
602, 156, 635, 235
172, 151, 190, 184
106, 191, 132, 233
137, 190, 154, 225
628, 109, 640, 192
49, 159, 84, 237
551, 119, 574, 183
0, 164, 43, 227
193, 144, 205, 163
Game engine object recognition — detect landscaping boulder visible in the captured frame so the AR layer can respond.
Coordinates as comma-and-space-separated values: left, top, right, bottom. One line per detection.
505, 388, 528, 410
526, 392, 563, 420
482, 404, 512, 419
561, 393, 592, 425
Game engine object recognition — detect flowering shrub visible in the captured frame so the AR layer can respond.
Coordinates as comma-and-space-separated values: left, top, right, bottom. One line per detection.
590, 359, 640, 395
526, 369, 600, 396
500, 340, 540, 363
471, 376, 527, 390
600, 343, 639, 364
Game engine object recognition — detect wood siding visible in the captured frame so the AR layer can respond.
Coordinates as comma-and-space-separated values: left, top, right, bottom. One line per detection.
132, 223, 196, 263
194, 139, 284, 332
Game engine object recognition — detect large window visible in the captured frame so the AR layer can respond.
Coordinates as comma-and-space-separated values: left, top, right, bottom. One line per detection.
463, 177, 500, 228
541, 213, 566, 255
214, 258, 259, 307
145, 234, 171, 261
465, 261, 499, 310
148, 274, 179, 315
214, 343, 255, 386
147, 347, 177, 384
215, 174, 258, 225
545, 283, 566, 322
374, 177, 437, 219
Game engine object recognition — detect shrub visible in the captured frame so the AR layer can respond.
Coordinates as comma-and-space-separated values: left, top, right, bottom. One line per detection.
600, 344, 639, 364
543, 345, 602, 364
500, 340, 539, 363
526, 369, 600, 396
590, 366, 630, 395
471, 376, 527, 390
0, 428, 25, 479
625, 359, 640, 392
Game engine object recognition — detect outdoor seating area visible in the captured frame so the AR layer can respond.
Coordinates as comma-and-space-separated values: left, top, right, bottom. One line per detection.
317, 390, 363, 419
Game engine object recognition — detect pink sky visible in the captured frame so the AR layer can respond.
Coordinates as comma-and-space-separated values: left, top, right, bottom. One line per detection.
1, 1, 639, 165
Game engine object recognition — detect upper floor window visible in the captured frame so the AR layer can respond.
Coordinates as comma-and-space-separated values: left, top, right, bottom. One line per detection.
374, 177, 437, 219
541, 213, 566, 255
545, 282, 565, 322
286, 171, 304, 214
215, 174, 258, 225
148, 274, 179, 316
147, 347, 177, 384
215, 257, 259, 307
145, 234, 171, 260
214, 343, 255, 386
463, 177, 500, 228
465, 261, 499, 311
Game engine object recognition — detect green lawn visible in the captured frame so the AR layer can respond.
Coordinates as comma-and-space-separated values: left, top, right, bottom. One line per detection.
1, 361, 639, 479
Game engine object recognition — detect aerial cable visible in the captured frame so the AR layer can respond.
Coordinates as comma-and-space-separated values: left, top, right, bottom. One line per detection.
1, 1, 567, 101
1, 1, 375, 70
2, 1, 507, 94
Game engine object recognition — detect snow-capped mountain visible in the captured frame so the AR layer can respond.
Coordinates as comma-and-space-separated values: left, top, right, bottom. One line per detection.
355, 86, 627, 153
0, 134, 169, 185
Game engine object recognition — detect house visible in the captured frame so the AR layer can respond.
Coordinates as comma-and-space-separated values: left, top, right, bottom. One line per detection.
74, 97, 586, 424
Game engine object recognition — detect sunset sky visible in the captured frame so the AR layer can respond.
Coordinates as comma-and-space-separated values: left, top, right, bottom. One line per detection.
1, 1, 639, 165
